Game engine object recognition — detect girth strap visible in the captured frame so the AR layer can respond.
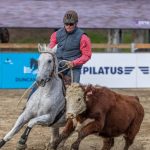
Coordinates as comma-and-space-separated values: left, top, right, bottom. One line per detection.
48, 106, 66, 127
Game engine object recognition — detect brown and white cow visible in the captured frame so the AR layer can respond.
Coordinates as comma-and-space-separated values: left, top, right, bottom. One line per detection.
53, 83, 144, 150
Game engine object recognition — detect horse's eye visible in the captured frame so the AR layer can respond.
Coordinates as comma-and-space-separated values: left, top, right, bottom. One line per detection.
48, 60, 51, 63
78, 98, 81, 102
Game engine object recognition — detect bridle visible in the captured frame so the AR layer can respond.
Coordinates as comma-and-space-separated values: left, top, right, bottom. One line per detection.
37, 52, 56, 87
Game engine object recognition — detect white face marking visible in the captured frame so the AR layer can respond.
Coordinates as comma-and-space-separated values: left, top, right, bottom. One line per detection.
66, 83, 87, 118
36, 53, 54, 85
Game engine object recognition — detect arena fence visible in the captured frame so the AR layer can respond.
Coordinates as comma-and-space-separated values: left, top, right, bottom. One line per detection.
0, 43, 150, 52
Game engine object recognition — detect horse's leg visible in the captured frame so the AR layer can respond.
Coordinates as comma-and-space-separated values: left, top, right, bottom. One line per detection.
17, 114, 54, 149
46, 127, 59, 150
50, 127, 59, 145
16, 126, 32, 150
0, 111, 31, 148
47, 119, 74, 150
17, 114, 52, 150
101, 138, 114, 150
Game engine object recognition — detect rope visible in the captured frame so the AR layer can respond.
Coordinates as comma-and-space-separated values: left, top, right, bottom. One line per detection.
70, 68, 73, 83
16, 81, 38, 108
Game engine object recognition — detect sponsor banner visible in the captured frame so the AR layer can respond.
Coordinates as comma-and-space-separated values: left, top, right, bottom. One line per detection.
0, 53, 150, 88
80, 53, 137, 88
136, 54, 150, 88
80, 53, 150, 88
0, 53, 39, 88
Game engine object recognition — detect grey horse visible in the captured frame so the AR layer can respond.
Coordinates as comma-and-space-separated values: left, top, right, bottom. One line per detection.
0, 44, 66, 150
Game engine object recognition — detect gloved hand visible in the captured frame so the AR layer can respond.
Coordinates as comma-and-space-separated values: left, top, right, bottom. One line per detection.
66, 61, 74, 68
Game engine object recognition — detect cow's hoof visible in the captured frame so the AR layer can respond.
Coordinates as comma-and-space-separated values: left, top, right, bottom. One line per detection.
71, 142, 79, 150
16, 142, 27, 150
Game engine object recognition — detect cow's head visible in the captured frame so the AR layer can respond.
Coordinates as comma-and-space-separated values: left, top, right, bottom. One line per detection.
66, 83, 87, 119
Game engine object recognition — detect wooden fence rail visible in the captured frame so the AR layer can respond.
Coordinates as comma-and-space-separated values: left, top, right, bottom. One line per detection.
0, 43, 150, 49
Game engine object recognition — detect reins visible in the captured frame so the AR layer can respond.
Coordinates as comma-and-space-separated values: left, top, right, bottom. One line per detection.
17, 81, 38, 108
58, 60, 74, 83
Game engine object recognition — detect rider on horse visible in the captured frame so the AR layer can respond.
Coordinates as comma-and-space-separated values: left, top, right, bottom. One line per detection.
49, 10, 92, 83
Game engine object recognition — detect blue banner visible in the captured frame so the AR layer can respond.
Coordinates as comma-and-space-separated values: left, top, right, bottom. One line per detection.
0, 52, 39, 88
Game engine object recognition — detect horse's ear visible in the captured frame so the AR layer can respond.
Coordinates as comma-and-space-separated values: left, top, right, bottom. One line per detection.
45, 44, 57, 53
51, 44, 57, 53
38, 43, 42, 53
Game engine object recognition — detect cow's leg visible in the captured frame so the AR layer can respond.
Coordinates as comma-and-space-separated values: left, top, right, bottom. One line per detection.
101, 138, 114, 150
123, 116, 143, 150
0, 111, 31, 149
71, 120, 103, 150
124, 127, 139, 150
49, 119, 74, 150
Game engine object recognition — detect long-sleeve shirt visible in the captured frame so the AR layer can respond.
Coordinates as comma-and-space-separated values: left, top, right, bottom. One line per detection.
49, 31, 92, 67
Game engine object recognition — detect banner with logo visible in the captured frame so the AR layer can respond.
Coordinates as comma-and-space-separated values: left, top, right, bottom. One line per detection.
80, 53, 150, 88
80, 53, 137, 88
0, 52, 150, 88
0, 53, 39, 88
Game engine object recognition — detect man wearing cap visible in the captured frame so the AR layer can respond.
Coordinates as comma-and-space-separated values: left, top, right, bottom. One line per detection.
49, 10, 92, 83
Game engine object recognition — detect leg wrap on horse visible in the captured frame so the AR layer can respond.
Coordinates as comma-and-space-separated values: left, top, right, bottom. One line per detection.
16, 143, 27, 150
19, 127, 31, 145
0, 139, 6, 148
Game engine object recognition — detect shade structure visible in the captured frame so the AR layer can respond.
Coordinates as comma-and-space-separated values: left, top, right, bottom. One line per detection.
0, 0, 150, 29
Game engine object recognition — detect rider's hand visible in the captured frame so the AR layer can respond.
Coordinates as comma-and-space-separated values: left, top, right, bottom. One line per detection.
66, 61, 74, 68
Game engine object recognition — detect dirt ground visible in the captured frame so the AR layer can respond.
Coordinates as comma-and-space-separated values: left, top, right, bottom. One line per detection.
0, 89, 150, 150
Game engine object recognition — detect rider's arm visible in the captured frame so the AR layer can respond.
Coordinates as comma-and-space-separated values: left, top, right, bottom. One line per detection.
49, 32, 57, 48
72, 34, 92, 67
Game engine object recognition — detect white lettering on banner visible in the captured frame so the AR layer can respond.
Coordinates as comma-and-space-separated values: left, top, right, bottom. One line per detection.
16, 77, 35, 82
80, 53, 150, 88
82, 66, 135, 75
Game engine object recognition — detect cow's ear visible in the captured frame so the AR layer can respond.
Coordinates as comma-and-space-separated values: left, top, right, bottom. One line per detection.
86, 90, 93, 96
86, 84, 92, 92
84, 84, 94, 96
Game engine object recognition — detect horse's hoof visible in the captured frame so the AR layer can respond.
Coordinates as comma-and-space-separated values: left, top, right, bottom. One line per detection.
45, 142, 56, 150
16, 142, 27, 150
0, 139, 6, 148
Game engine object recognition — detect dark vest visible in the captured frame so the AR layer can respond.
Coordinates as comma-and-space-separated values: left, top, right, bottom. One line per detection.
56, 27, 84, 62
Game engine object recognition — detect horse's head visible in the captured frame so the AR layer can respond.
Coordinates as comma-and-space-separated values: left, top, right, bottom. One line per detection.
36, 44, 58, 87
